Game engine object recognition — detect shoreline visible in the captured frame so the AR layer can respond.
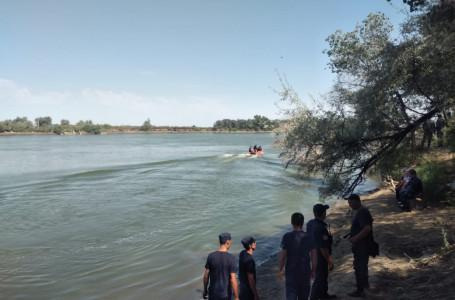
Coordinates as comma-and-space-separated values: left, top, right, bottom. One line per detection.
256, 187, 455, 299
0, 130, 273, 136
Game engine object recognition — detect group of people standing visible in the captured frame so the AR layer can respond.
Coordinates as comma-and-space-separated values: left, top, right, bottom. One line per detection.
421, 114, 447, 148
203, 194, 375, 299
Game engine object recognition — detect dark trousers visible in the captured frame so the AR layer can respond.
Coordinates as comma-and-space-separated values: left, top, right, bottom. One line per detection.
285, 274, 311, 300
399, 190, 411, 210
421, 131, 432, 147
352, 241, 369, 291
437, 130, 443, 146
239, 284, 254, 300
310, 256, 328, 298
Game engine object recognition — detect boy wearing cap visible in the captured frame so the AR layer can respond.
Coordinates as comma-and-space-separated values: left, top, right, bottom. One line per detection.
279, 212, 317, 300
307, 204, 336, 300
345, 194, 373, 298
238, 236, 260, 300
203, 232, 239, 300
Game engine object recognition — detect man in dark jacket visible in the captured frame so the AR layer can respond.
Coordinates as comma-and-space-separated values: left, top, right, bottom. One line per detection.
307, 204, 336, 300
345, 194, 373, 298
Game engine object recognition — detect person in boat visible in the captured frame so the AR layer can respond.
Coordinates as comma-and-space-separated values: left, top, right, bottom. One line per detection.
253, 145, 258, 152
248, 146, 253, 154
257, 146, 262, 152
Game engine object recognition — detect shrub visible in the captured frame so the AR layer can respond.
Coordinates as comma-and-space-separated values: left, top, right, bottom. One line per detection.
53, 125, 64, 135
416, 160, 448, 204
446, 119, 455, 152
82, 124, 101, 134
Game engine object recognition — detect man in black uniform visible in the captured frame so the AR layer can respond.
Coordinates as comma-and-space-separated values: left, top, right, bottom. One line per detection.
345, 194, 373, 298
203, 232, 239, 300
307, 204, 336, 300
239, 236, 260, 300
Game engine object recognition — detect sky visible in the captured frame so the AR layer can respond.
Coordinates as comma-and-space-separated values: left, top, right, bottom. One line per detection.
0, 0, 410, 127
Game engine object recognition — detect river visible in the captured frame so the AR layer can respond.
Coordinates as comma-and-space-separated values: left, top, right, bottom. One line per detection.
0, 133, 376, 299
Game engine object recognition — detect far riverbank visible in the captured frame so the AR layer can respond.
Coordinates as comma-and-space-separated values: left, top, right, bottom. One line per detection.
0, 129, 273, 136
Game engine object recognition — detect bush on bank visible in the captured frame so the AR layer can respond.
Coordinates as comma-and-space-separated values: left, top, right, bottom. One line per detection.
416, 160, 449, 205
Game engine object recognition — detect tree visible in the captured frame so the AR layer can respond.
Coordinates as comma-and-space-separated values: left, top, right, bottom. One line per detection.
140, 118, 153, 131
213, 116, 278, 131
60, 119, 70, 126
387, 0, 428, 12
35, 116, 52, 128
76, 120, 92, 126
274, 5, 455, 197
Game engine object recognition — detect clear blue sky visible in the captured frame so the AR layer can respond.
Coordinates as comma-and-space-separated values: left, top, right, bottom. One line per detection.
0, 0, 409, 126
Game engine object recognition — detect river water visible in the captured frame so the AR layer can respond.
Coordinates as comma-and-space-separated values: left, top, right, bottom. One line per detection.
0, 133, 376, 299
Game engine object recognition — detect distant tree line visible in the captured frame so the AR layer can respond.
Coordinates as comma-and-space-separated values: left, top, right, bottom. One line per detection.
0, 115, 279, 134
212, 115, 279, 131
0, 116, 112, 135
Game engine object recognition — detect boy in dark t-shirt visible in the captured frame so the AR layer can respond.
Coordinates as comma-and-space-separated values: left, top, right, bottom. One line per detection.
203, 232, 239, 300
238, 236, 259, 300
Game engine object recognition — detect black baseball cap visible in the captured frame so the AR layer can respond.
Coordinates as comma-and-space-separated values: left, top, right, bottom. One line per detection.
407, 169, 417, 175
313, 203, 329, 215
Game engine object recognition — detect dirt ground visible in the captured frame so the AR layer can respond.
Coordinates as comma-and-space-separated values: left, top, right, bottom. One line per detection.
256, 188, 455, 300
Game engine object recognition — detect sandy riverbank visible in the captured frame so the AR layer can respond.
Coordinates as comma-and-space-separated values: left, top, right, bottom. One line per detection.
256, 188, 455, 300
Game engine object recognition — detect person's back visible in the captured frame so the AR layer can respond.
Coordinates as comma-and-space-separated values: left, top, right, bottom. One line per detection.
408, 175, 423, 197
279, 212, 317, 300
203, 232, 239, 300
423, 119, 434, 132
206, 251, 236, 299
436, 117, 446, 130
282, 231, 313, 273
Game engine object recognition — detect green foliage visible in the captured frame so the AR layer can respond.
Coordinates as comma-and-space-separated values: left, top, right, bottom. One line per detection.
0, 116, 34, 132
77, 120, 93, 126
60, 119, 70, 126
35, 116, 52, 127
375, 137, 420, 179
416, 160, 447, 203
275, 3, 455, 197
53, 125, 74, 135
81, 124, 101, 134
446, 117, 455, 152
213, 115, 278, 131
387, 0, 427, 12
140, 118, 153, 131
53, 125, 64, 135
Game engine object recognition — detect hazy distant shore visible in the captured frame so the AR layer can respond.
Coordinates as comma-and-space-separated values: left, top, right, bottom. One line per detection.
0, 129, 273, 136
